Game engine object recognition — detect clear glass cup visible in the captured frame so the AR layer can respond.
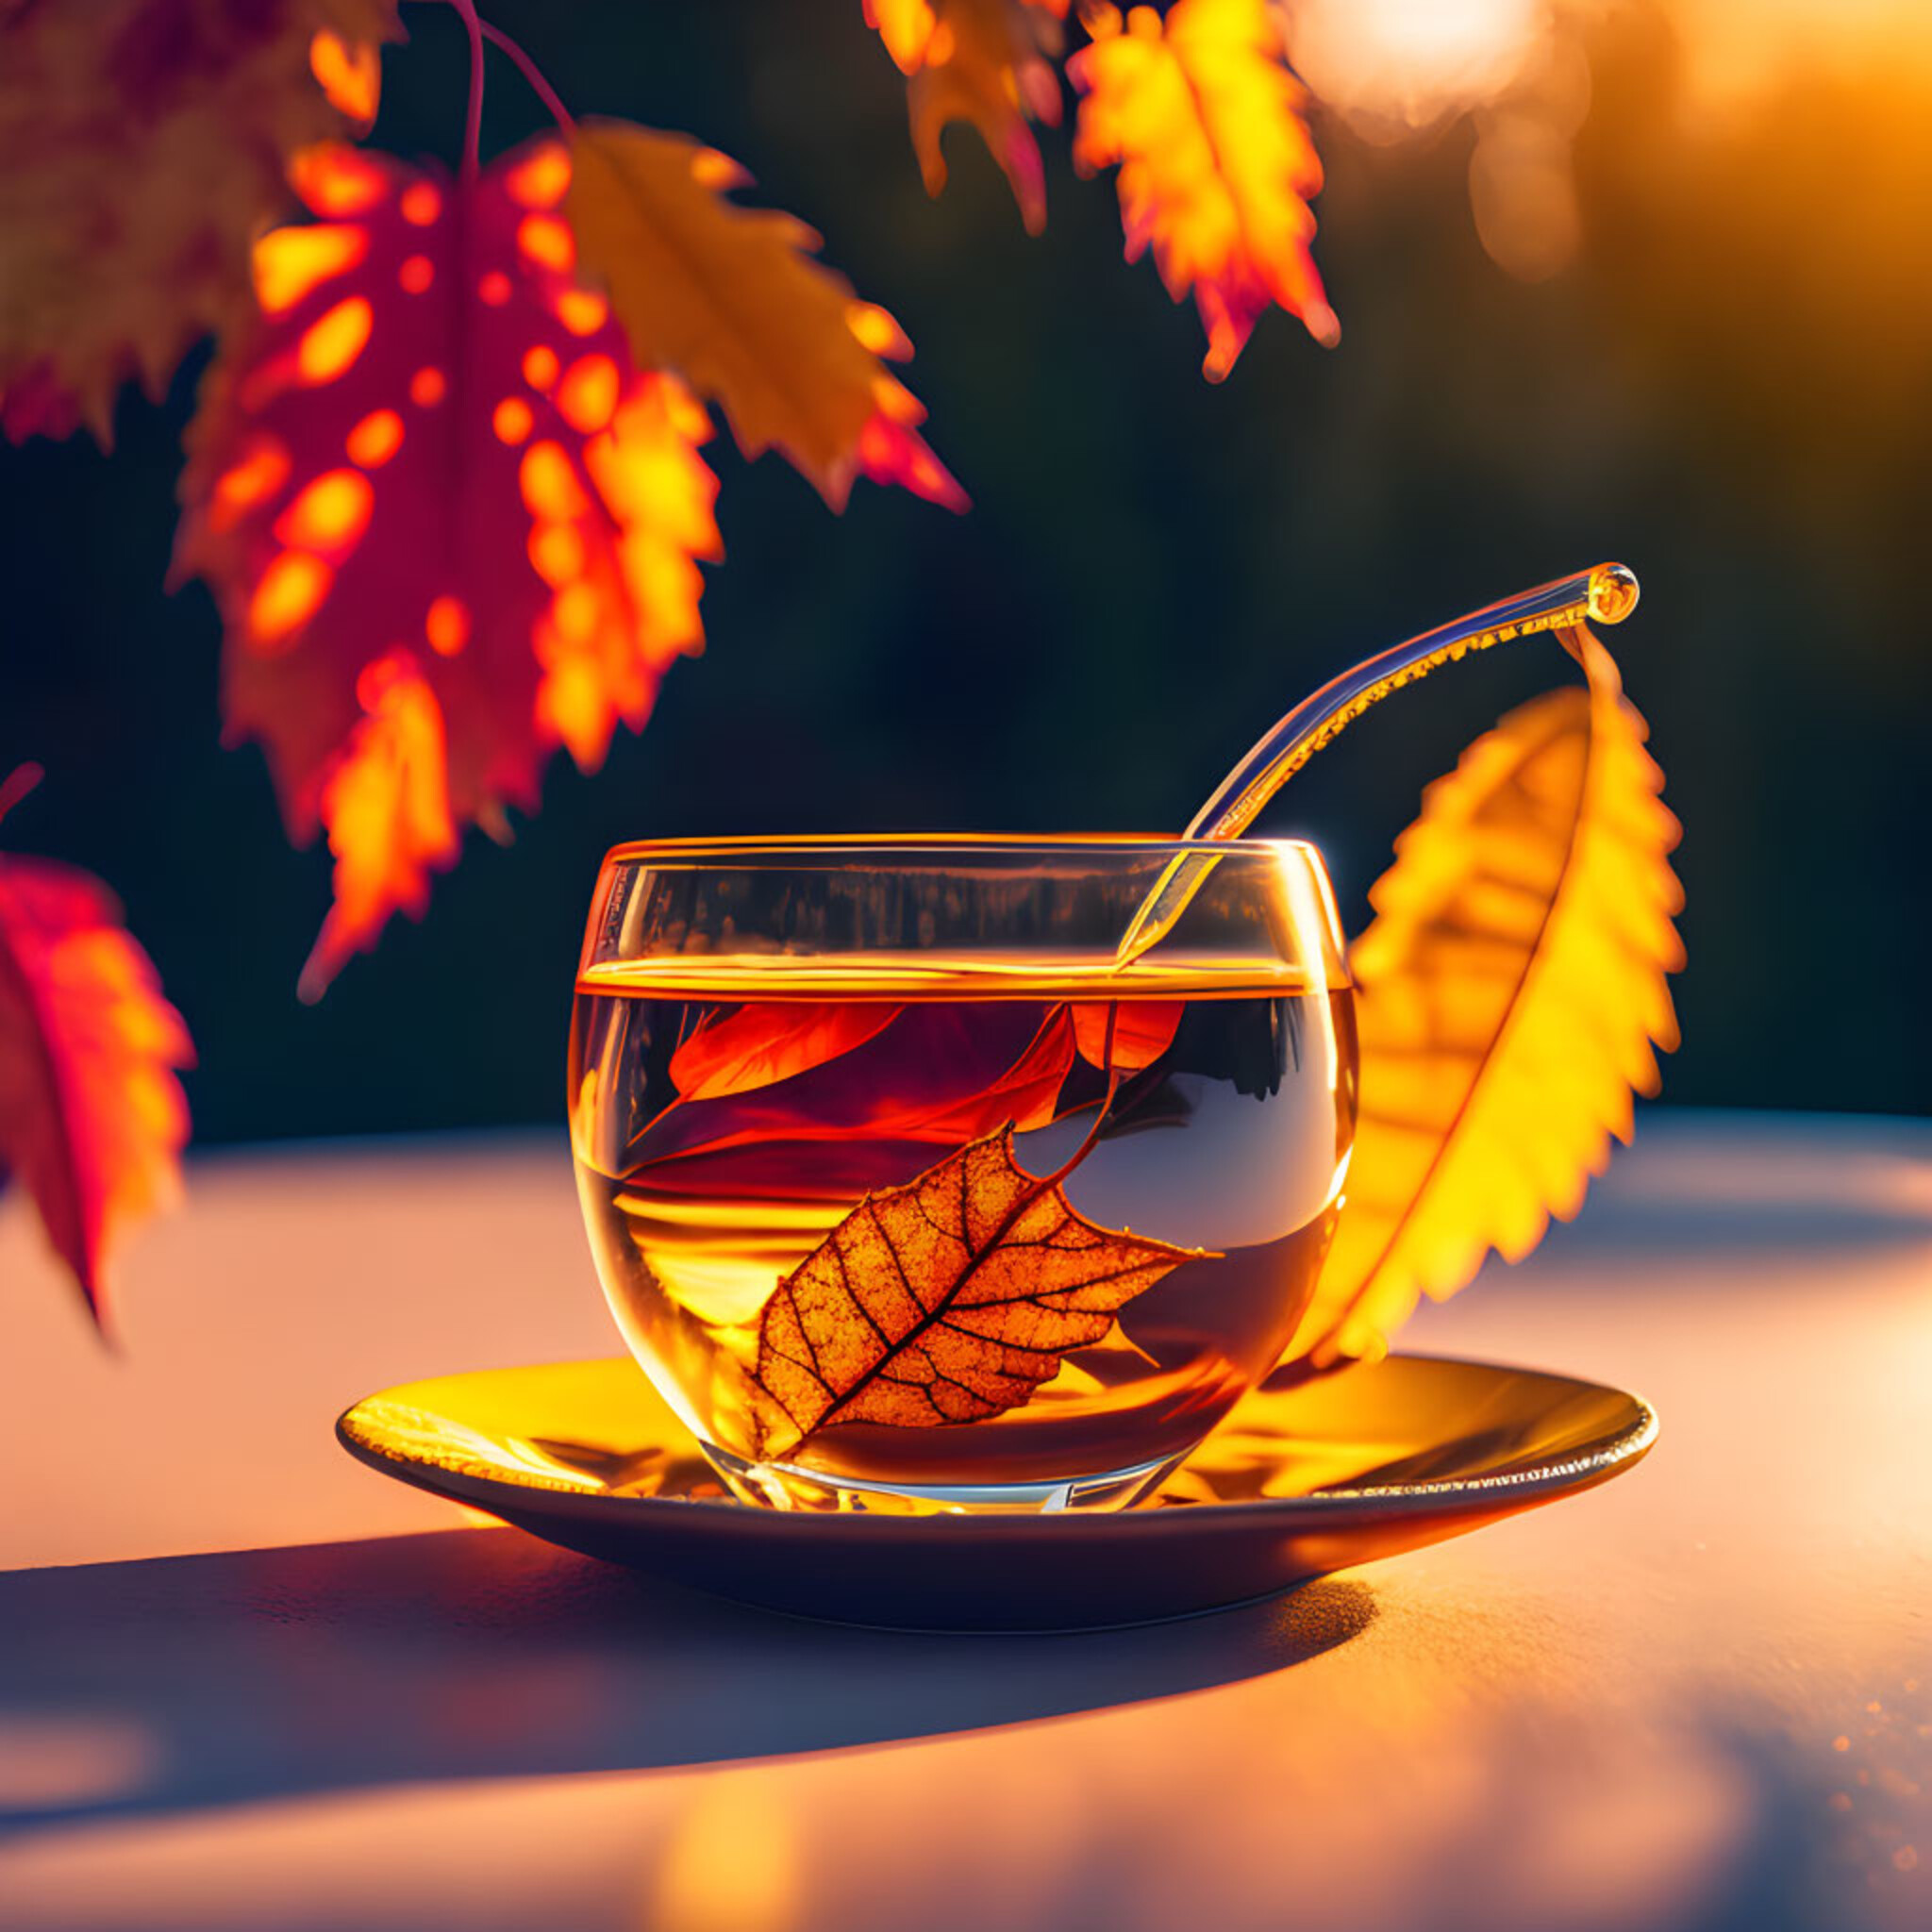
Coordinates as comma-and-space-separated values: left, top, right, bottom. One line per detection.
569, 836, 1357, 1514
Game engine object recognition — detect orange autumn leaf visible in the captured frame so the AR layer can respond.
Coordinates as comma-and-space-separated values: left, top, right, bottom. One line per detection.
0, 0, 399, 444
867, 0, 944, 70
635, 1004, 1078, 1179
1071, 998, 1183, 1073
308, 26, 383, 125
304, 648, 458, 1003
1070, 0, 1336, 378
751, 1124, 1210, 1456
865, 0, 1069, 235
907, 1005, 1078, 1141
174, 139, 723, 996
0, 766, 193, 1327
670, 1002, 907, 1103
1301, 625, 1683, 1367
565, 119, 967, 510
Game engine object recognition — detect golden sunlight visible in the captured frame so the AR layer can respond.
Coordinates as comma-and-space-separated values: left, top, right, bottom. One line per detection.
1288, 0, 1932, 279
1288, 0, 1549, 133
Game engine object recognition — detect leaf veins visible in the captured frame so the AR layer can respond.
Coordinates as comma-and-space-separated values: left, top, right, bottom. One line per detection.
751, 1123, 1213, 1457
565, 119, 967, 510
1299, 624, 1684, 1366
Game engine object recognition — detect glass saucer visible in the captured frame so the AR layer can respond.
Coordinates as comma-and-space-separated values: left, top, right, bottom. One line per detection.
336, 1354, 1655, 1631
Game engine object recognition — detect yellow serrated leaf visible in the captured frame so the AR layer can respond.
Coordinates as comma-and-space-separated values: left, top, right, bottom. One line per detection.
1301, 623, 1684, 1366
565, 119, 963, 510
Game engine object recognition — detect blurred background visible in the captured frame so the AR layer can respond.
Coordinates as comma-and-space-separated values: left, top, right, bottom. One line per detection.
2, 0, 1928, 1142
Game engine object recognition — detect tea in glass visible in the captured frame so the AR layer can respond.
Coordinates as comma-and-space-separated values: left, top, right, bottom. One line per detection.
570, 838, 1356, 1513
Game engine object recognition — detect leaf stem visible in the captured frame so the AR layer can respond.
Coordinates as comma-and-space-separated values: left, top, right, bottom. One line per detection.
479, 21, 577, 136
0, 761, 44, 831
445, 0, 487, 182
1044, 1001, 1124, 1190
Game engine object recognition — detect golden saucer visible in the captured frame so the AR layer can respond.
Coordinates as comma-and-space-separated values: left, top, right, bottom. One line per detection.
337, 1354, 1656, 1631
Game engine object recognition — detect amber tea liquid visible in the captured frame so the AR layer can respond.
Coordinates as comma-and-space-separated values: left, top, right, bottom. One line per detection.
572, 958, 1356, 1511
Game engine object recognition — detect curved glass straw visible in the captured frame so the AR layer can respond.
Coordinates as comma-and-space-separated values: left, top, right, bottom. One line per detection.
1113, 562, 1641, 970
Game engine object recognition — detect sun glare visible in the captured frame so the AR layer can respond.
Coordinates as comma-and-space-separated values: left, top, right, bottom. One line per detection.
1289, 0, 1545, 133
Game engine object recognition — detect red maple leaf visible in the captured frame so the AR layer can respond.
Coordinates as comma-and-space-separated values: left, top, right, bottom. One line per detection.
0, 766, 194, 1326
174, 138, 724, 997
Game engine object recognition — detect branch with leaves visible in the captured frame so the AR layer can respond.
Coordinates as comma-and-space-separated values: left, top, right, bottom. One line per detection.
0, 4, 1681, 1358
1, 0, 1342, 999
874, 0, 1338, 367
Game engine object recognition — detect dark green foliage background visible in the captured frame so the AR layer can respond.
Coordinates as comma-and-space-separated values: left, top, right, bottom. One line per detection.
3, 1, 1926, 1140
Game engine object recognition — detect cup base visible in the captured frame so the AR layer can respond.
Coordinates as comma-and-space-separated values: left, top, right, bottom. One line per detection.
699, 1439, 1191, 1516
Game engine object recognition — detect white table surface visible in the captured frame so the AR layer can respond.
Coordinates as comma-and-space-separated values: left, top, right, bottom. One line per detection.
1, 1109, 1927, 1932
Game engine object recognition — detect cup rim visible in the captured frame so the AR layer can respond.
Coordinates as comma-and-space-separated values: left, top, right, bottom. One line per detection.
600, 831, 1327, 865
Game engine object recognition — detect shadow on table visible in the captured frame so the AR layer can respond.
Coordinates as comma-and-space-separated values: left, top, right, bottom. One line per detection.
0, 1527, 1374, 1831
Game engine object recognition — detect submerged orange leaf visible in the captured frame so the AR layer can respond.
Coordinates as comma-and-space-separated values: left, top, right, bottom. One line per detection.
633, 1004, 1079, 1185
0, 767, 193, 1326
751, 1124, 1210, 1457
175, 140, 722, 993
670, 1003, 907, 1104
1302, 625, 1683, 1366
566, 120, 966, 509
866, 0, 1069, 234
0, 0, 401, 444
1070, 0, 1336, 377
1071, 998, 1182, 1072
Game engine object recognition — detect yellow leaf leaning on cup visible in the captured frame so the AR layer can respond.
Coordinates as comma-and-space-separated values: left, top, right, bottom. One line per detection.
1300, 623, 1685, 1368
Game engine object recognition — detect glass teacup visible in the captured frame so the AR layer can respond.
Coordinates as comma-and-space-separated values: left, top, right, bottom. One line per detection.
569, 836, 1357, 1513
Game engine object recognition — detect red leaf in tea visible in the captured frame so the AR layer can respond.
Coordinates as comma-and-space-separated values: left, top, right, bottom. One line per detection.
750, 1124, 1211, 1456
902, 1002, 1080, 1141
670, 1002, 905, 1102
635, 1002, 1078, 1187
1071, 998, 1182, 1073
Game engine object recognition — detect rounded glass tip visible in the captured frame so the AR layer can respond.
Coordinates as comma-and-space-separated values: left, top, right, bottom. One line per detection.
1587, 562, 1641, 625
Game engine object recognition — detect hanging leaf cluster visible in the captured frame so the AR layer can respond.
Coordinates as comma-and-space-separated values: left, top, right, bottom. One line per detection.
872, 0, 1339, 373
0, 0, 1344, 993
0, 6, 1685, 1362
